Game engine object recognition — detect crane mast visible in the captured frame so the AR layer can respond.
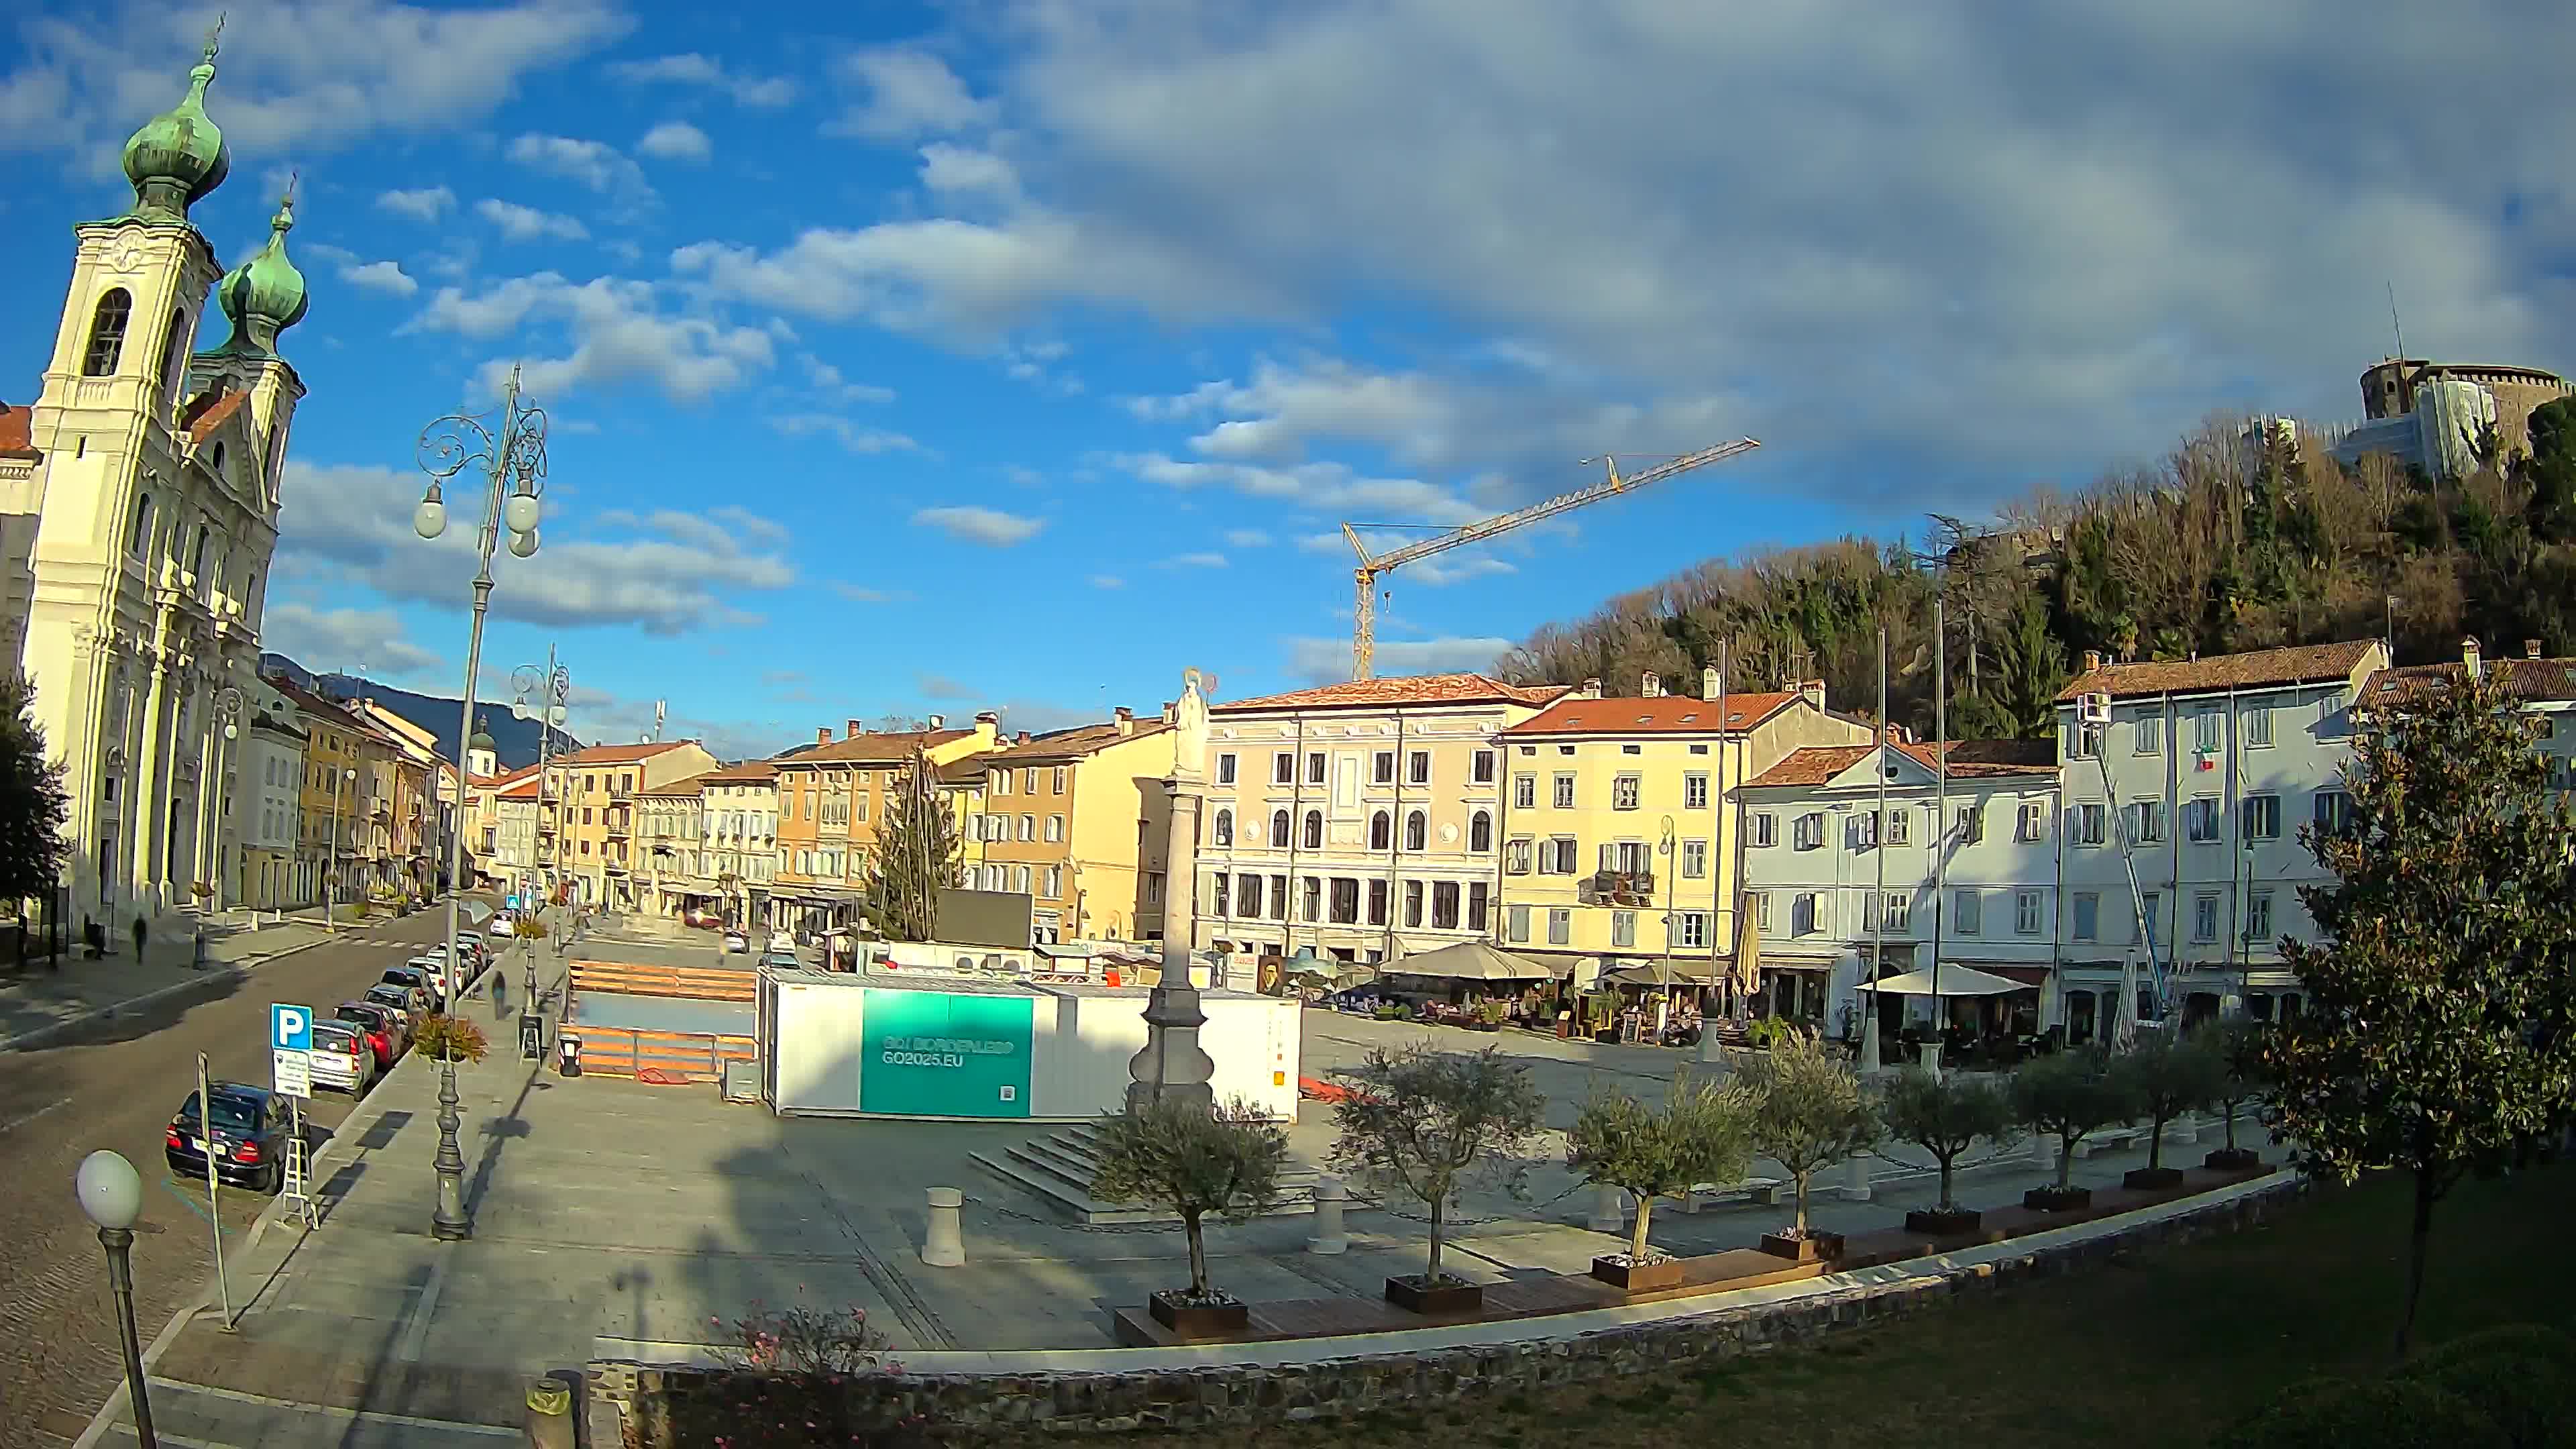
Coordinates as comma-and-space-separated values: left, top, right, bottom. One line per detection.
1345, 438, 1760, 680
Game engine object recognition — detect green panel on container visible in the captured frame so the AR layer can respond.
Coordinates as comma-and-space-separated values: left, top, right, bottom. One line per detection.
859, 988, 1034, 1118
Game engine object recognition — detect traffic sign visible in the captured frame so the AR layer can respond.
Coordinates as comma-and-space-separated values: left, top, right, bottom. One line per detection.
270, 1003, 313, 1099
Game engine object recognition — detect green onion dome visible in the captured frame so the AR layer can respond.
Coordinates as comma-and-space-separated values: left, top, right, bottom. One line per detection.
121, 40, 230, 222
209, 197, 309, 357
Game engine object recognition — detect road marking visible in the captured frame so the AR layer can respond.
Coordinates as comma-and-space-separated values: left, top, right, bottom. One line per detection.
104, 1428, 245, 1449
0, 1096, 68, 1134
147, 1378, 519, 1436
396, 1248, 450, 1363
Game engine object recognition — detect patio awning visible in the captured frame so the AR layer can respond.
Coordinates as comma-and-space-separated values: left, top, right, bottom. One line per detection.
1858, 963, 2027, 998
1381, 941, 1556, 981
1601, 958, 1722, 988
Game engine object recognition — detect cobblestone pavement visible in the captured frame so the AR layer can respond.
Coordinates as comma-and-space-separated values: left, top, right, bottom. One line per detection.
0, 906, 474, 1448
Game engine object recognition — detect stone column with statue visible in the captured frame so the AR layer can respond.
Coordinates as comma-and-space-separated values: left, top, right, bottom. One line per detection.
1126, 668, 1216, 1116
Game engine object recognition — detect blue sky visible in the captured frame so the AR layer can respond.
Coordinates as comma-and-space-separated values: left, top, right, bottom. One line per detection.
4, 1, 2569, 759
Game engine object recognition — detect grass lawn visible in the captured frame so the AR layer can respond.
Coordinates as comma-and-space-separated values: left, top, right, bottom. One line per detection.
1116, 1162, 2576, 1449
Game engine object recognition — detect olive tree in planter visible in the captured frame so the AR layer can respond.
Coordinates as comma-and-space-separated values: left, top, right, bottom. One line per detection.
2110, 1026, 2227, 1189
1564, 1070, 1755, 1291
1087, 1097, 1289, 1338
1735, 1031, 1880, 1262
1878, 1066, 2021, 1234
2010, 1047, 2138, 1211
2205, 1020, 2270, 1171
1330, 1044, 1546, 1314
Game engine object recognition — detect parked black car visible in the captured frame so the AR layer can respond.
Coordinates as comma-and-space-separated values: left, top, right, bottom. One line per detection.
164, 1082, 291, 1193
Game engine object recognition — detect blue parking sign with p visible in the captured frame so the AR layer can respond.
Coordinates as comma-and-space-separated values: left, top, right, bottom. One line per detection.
271, 1003, 312, 1053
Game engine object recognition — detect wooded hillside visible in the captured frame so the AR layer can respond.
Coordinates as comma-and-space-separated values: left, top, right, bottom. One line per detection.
1497, 398, 2576, 741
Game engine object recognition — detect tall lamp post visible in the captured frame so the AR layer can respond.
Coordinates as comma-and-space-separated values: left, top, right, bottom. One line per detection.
76, 1150, 156, 1449
327, 766, 355, 931
511, 652, 570, 906
413, 366, 549, 1242
211, 687, 243, 912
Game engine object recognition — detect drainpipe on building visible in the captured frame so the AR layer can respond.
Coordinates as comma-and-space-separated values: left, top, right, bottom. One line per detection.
1285, 717, 1305, 957
1383, 712, 1403, 964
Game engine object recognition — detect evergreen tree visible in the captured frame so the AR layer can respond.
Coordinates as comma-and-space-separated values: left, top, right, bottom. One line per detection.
1952, 592, 2067, 740
2270, 667, 2576, 1357
0, 671, 69, 908
859, 747, 957, 941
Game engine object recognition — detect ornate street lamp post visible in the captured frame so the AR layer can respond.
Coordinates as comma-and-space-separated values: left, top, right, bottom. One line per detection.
414, 366, 548, 1242
76, 1150, 156, 1448
210, 686, 243, 911
511, 653, 570, 905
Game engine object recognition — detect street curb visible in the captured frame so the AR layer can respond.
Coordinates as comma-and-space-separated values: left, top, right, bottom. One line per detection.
0, 932, 345, 1053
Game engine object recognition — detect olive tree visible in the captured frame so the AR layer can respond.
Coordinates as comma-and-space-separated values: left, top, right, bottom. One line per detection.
2112, 1027, 2226, 1171
1734, 1031, 1880, 1237
1330, 1044, 1547, 1285
1877, 1067, 2020, 1213
2208, 1019, 2270, 1159
1564, 1070, 1755, 1264
2012, 1048, 2139, 1190
1089, 1097, 1289, 1303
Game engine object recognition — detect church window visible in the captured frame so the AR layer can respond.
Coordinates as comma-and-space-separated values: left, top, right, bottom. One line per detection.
191, 524, 211, 582
127, 493, 154, 556
83, 289, 132, 376
158, 308, 188, 403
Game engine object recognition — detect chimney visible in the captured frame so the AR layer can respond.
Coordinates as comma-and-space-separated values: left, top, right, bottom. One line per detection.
1114, 706, 1135, 736
1580, 677, 1603, 700
2527, 639, 2544, 660
1800, 678, 1825, 711
973, 709, 999, 742
2463, 636, 2483, 680
846, 718, 865, 739
1016, 731, 1031, 745
1642, 671, 1663, 698
2083, 649, 2102, 673
1701, 665, 1720, 700
816, 727, 831, 747
926, 713, 945, 729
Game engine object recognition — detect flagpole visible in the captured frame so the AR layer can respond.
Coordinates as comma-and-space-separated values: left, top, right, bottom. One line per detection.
1933, 597, 1947, 1068
1859, 627, 1886, 1075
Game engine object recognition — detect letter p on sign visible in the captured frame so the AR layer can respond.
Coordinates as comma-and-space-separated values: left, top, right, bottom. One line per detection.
271, 1003, 312, 1053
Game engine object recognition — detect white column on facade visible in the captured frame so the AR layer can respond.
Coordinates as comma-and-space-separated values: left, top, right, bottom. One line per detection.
130, 642, 174, 914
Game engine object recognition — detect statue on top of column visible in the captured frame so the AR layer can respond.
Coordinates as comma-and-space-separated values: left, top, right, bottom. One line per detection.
1172, 667, 1210, 784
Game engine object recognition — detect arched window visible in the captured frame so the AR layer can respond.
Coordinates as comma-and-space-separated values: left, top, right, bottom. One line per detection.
127, 492, 154, 556
1212, 808, 1232, 847
83, 289, 132, 376
191, 523, 210, 578
1470, 809, 1493, 853
1369, 810, 1391, 851
1269, 809, 1291, 848
1302, 809, 1323, 849
1405, 810, 1428, 852
158, 307, 189, 402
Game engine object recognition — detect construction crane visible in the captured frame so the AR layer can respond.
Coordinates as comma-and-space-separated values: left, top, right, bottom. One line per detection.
1341, 438, 1761, 680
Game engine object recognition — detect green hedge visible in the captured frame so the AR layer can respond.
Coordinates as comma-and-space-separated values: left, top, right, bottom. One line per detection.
2212, 1375, 2506, 1449
2401, 1324, 2576, 1449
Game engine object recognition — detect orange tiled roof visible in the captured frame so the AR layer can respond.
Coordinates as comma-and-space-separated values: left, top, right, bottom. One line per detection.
638, 771, 710, 796
182, 389, 250, 443
1499, 691, 1803, 737
2057, 640, 2381, 702
2365, 656, 2576, 706
0, 400, 36, 459
979, 719, 1171, 764
776, 728, 971, 767
471, 763, 539, 790
1746, 737, 2058, 790
496, 774, 543, 800
1214, 673, 1570, 714
559, 741, 696, 765
701, 759, 781, 784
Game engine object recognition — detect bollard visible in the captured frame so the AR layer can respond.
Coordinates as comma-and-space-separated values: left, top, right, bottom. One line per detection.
524, 1373, 574, 1449
1837, 1152, 1874, 1202
922, 1187, 966, 1267
1915, 1042, 1943, 1079
2168, 1113, 2199, 1146
1307, 1177, 1348, 1254
1584, 1183, 1627, 1232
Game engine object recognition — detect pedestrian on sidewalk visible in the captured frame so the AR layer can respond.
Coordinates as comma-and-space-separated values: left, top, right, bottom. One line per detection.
132, 914, 147, 961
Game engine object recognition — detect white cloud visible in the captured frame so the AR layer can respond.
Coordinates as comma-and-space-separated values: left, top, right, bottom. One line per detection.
261, 602, 443, 680
1089, 574, 1124, 589
826, 48, 996, 140
798, 356, 897, 405
409, 272, 777, 404
918, 142, 1017, 199
277, 462, 796, 635
605, 52, 794, 107
637, 120, 712, 163
1286, 635, 1509, 684
505, 133, 649, 197
1223, 528, 1272, 548
831, 582, 912, 604
1, 0, 629, 167
376, 185, 457, 222
768, 415, 926, 455
1118, 451, 1485, 525
1159, 551, 1228, 569
475, 198, 588, 241
912, 505, 1044, 547
340, 259, 418, 297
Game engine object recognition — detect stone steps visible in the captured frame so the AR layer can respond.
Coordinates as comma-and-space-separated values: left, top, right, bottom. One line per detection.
971, 1126, 1320, 1226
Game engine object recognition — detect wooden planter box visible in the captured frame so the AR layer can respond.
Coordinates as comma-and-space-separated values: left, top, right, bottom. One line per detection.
2023, 1185, 2094, 1212
2123, 1166, 2186, 1190
1146, 1290, 1248, 1338
1758, 1230, 1845, 1263
1590, 1255, 1686, 1291
1904, 1206, 1982, 1236
1385, 1275, 1483, 1315
2204, 1147, 2263, 1171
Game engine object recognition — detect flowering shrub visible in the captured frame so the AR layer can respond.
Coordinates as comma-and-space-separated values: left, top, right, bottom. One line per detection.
649, 1298, 924, 1448
719, 1301, 890, 1375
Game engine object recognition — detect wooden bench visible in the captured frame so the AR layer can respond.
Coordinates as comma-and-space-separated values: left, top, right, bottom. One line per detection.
1675, 1177, 1785, 1212
2073, 1123, 2154, 1158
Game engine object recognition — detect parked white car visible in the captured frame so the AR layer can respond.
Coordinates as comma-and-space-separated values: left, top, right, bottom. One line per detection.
307, 1020, 378, 1094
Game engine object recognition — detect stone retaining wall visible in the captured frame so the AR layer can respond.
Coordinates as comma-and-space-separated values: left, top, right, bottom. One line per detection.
598, 1177, 2305, 1442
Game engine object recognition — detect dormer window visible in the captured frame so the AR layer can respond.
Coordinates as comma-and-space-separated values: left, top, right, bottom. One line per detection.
83, 288, 132, 376
208, 441, 226, 476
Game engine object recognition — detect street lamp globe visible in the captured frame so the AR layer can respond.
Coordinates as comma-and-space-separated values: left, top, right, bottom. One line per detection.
76, 1149, 142, 1230
413, 492, 448, 541
503, 490, 541, 535
507, 528, 539, 559
223, 720, 237, 740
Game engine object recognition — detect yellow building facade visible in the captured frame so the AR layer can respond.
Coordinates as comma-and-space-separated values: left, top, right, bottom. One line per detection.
965, 708, 1176, 943
1493, 670, 1869, 981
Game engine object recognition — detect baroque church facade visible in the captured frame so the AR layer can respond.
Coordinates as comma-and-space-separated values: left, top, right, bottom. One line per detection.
0, 34, 311, 923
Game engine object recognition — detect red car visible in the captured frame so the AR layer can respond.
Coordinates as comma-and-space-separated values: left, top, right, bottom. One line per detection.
333, 1002, 400, 1071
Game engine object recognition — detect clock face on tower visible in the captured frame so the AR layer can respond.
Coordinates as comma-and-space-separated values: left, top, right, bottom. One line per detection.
108, 237, 144, 274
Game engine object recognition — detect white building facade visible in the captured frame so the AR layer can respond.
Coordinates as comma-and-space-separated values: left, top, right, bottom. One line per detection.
237, 672, 305, 908
1739, 739, 2061, 1035
2053, 639, 2390, 1036
0, 42, 309, 924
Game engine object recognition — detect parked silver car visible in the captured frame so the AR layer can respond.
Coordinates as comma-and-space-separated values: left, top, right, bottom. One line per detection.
307, 1020, 378, 1094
